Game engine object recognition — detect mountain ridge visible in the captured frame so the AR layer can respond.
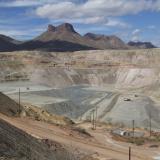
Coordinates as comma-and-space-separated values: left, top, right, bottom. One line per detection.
128, 41, 156, 49
35, 23, 128, 50
0, 23, 157, 52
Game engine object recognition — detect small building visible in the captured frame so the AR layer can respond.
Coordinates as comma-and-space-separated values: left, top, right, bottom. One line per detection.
112, 129, 129, 136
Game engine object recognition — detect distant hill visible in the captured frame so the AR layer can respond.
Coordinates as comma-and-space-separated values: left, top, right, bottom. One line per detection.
84, 33, 128, 49
128, 41, 157, 49
0, 34, 19, 52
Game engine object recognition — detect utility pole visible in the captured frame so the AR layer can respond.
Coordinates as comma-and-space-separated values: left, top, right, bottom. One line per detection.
129, 147, 131, 160
149, 111, 152, 137
95, 107, 97, 130
132, 120, 135, 138
89, 111, 92, 123
91, 108, 98, 130
92, 109, 95, 130
19, 88, 21, 115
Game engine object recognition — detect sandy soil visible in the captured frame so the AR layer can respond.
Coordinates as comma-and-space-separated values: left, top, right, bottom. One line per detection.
0, 113, 159, 160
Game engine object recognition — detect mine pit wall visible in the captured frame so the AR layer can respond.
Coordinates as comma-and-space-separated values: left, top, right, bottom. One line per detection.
0, 119, 73, 160
30, 68, 118, 88
30, 67, 160, 91
1, 49, 160, 90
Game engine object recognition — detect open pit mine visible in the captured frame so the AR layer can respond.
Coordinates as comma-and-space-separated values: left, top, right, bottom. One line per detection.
1, 48, 160, 160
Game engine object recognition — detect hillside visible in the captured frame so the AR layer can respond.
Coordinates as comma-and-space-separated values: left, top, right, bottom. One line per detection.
0, 92, 21, 116
84, 33, 128, 49
0, 35, 18, 52
19, 40, 95, 52
0, 117, 75, 160
0, 92, 73, 125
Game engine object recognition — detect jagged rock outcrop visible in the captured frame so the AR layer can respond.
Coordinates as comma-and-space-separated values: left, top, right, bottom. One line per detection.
47, 23, 77, 33
47, 24, 56, 32
56, 23, 77, 33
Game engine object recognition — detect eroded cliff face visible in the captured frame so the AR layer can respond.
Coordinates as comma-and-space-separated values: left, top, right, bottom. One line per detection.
30, 67, 160, 90
0, 119, 74, 160
25, 49, 160, 92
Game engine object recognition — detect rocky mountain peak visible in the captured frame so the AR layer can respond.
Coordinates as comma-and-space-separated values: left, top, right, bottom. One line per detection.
47, 24, 56, 32
84, 33, 97, 38
84, 33, 120, 41
56, 23, 76, 33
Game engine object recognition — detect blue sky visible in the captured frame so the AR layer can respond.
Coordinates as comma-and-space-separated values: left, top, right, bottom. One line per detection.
0, 0, 160, 46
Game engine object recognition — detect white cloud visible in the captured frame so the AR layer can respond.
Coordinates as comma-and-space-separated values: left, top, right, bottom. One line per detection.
2, 0, 159, 27
131, 29, 141, 41
0, 26, 46, 40
105, 18, 130, 28
65, 17, 106, 24
83, 17, 106, 24
0, 0, 39, 7
132, 29, 141, 35
36, 2, 76, 19
35, 0, 160, 26
0, 29, 28, 37
0, 0, 56, 7
36, 0, 160, 18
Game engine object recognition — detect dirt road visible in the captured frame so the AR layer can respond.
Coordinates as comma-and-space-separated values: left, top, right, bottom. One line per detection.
0, 113, 156, 160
